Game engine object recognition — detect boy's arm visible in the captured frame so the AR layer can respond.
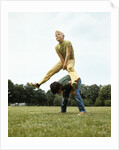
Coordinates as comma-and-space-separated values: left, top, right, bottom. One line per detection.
69, 81, 72, 85
63, 47, 71, 70
57, 52, 65, 64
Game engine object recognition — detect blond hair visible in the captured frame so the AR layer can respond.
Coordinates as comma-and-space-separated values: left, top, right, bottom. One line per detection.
55, 30, 64, 35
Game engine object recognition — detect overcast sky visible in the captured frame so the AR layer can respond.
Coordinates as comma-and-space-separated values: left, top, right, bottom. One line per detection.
8, 12, 111, 92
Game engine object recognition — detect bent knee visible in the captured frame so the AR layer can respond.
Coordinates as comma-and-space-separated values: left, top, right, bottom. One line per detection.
67, 66, 74, 72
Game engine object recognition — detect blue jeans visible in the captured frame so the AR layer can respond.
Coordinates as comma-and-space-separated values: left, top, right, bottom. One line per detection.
61, 90, 71, 112
75, 79, 86, 112
61, 98, 68, 112
61, 79, 86, 112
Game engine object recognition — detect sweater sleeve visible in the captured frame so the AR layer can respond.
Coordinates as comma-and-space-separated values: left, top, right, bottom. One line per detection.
65, 41, 72, 48
55, 45, 60, 53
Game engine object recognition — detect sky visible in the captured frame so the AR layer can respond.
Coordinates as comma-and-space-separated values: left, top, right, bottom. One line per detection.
8, 12, 111, 92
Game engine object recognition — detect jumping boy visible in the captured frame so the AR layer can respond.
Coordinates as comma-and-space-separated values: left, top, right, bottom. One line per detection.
29, 31, 79, 89
50, 75, 86, 115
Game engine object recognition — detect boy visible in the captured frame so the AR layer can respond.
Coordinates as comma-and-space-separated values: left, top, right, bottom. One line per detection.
50, 75, 86, 115
29, 31, 79, 89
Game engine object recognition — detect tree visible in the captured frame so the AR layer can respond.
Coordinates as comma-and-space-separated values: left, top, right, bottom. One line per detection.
46, 90, 55, 106
53, 94, 62, 106
95, 97, 103, 106
24, 83, 36, 105
86, 84, 100, 104
95, 85, 111, 106
83, 99, 93, 106
8, 80, 15, 104
104, 100, 111, 106
8, 79, 111, 107
80, 84, 100, 105
13, 84, 25, 105
68, 95, 77, 106
35, 89, 47, 106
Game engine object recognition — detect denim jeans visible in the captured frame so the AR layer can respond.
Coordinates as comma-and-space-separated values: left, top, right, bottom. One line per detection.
75, 79, 86, 112
61, 79, 86, 112
61, 98, 69, 112
61, 90, 71, 112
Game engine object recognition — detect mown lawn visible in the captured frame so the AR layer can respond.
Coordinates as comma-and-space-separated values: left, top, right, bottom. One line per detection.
8, 106, 111, 137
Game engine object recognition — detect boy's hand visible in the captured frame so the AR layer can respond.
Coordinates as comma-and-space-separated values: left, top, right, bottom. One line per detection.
71, 90, 75, 96
63, 64, 67, 70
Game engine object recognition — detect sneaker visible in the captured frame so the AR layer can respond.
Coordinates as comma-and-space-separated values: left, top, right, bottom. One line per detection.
78, 112, 86, 116
71, 81, 78, 89
29, 82, 40, 89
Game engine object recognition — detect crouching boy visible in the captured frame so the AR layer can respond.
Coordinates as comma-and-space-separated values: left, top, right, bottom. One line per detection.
50, 75, 86, 115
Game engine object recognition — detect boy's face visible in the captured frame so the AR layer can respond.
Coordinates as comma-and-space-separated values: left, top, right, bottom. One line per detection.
55, 32, 64, 43
57, 86, 62, 93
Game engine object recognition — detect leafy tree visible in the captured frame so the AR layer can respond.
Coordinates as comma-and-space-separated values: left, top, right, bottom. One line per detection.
24, 84, 47, 106
96, 84, 111, 106
8, 79, 111, 107
104, 100, 111, 106
53, 94, 62, 106
35, 89, 47, 106
13, 84, 25, 105
24, 83, 36, 105
46, 90, 55, 106
70, 99, 77, 106
83, 99, 93, 106
8, 80, 15, 104
80, 84, 100, 105
86, 84, 100, 104
68, 95, 76, 106
95, 97, 103, 106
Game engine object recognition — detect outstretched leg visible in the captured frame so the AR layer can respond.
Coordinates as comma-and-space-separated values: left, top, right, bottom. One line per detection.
38, 61, 63, 85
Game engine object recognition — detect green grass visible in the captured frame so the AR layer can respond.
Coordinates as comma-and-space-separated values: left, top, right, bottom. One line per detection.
8, 106, 111, 137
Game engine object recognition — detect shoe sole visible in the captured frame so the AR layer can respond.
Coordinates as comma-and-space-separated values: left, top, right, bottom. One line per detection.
72, 82, 78, 89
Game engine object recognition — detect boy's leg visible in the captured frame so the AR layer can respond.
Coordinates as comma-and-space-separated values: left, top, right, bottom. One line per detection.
38, 61, 63, 85
61, 97, 68, 112
75, 79, 86, 112
67, 59, 79, 88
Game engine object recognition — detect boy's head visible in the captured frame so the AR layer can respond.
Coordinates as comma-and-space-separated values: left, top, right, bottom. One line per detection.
50, 81, 62, 94
55, 30, 65, 43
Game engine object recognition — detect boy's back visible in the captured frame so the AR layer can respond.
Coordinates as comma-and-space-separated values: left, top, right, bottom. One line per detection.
58, 75, 72, 91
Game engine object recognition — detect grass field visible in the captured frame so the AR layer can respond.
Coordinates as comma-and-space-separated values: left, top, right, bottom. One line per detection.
8, 106, 111, 137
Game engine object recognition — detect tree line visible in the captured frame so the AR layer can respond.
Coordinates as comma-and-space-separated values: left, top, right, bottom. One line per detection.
8, 80, 111, 106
